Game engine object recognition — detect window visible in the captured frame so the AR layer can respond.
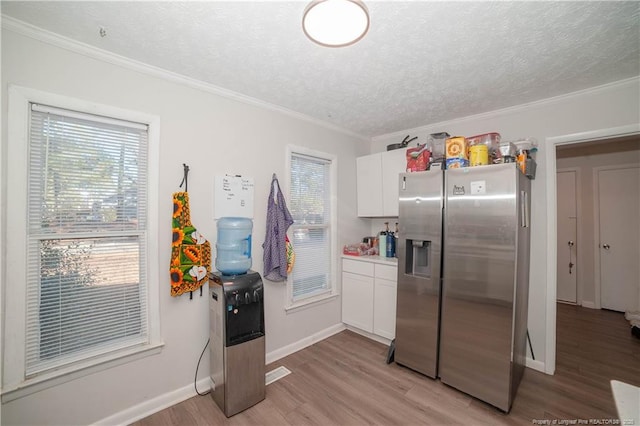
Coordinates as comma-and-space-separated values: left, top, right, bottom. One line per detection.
4, 86, 161, 398
287, 147, 337, 307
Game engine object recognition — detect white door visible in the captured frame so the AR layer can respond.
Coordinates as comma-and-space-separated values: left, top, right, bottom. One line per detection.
598, 166, 640, 312
557, 170, 578, 303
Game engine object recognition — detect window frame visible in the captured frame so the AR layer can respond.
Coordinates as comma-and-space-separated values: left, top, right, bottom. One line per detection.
284, 145, 339, 311
2, 86, 163, 402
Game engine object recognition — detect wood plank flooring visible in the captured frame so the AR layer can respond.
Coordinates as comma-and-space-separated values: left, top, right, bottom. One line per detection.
132, 304, 640, 425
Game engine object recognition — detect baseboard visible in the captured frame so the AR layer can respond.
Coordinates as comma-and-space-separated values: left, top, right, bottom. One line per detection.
344, 325, 393, 346
581, 301, 597, 309
525, 357, 546, 374
92, 378, 210, 426
265, 322, 346, 364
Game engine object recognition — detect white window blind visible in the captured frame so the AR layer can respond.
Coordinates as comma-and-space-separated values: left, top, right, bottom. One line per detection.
289, 152, 332, 302
26, 103, 150, 376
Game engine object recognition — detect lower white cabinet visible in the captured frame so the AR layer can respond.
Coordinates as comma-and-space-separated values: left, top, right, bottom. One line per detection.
342, 258, 397, 339
373, 277, 397, 339
342, 272, 374, 333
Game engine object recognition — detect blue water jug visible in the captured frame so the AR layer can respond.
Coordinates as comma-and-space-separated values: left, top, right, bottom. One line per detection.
215, 217, 252, 275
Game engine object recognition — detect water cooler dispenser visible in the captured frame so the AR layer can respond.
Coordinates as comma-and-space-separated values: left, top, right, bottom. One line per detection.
209, 217, 265, 417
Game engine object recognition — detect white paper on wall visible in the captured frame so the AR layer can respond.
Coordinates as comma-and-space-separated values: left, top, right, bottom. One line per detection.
214, 175, 254, 219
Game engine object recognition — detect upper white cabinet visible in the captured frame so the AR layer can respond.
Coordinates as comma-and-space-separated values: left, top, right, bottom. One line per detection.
356, 149, 407, 217
356, 153, 383, 217
381, 149, 408, 217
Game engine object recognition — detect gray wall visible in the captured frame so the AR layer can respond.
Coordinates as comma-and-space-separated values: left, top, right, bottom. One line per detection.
1, 28, 370, 425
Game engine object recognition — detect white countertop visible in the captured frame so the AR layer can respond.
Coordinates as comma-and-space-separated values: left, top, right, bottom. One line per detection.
611, 380, 640, 424
341, 254, 398, 267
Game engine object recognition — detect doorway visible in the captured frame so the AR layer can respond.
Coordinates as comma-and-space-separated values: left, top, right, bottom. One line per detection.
545, 124, 640, 375
594, 164, 640, 312
556, 169, 578, 304
556, 141, 640, 312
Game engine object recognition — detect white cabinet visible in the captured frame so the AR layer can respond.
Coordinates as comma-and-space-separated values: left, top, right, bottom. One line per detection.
356, 153, 383, 217
342, 258, 397, 340
374, 278, 397, 339
356, 149, 406, 217
381, 149, 408, 217
373, 264, 397, 339
342, 272, 374, 333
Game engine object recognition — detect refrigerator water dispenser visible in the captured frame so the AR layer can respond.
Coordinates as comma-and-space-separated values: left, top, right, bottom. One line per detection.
405, 239, 432, 278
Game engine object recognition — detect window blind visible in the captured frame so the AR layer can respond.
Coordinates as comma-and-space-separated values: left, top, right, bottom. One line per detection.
25, 103, 149, 376
289, 153, 331, 301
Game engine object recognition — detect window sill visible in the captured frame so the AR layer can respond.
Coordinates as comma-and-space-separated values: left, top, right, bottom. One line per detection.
285, 291, 339, 314
1, 341, 164, 403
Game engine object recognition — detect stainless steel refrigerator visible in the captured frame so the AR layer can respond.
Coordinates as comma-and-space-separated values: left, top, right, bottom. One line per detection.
395, 163, 530, 412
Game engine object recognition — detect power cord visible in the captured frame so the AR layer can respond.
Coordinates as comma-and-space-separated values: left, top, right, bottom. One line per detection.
194, 337, 210, 396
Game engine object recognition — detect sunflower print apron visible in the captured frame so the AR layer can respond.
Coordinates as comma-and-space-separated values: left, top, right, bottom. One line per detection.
170, 192, 211, 297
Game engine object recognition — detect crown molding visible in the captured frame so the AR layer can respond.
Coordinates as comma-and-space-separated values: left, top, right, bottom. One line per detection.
373, 75, 640, 142
1, 15, 370, 142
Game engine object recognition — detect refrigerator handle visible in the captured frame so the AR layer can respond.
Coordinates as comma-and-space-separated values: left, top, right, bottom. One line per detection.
520, 190, 529, 228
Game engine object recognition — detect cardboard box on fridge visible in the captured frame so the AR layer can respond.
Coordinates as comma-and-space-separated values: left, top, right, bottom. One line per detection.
445, 136, 468, 160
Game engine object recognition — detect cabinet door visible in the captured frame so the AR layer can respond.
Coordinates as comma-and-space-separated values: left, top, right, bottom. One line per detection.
356, 153, 383, 217
342, 272, 374, 332
382, 148, 408, 217
374, 277, 397, 339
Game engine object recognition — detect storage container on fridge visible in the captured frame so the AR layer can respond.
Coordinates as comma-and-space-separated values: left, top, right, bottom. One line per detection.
467, 132, 501, 163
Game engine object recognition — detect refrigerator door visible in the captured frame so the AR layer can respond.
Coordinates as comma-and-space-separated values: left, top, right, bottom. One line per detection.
439, 163, 520, 412
511, 170, 531, 404
395, 170, 443, 378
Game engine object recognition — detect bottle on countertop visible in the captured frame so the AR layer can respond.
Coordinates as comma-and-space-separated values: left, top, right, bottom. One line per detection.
394, 222, 399, 258
386, 222, 395, 258
379, 222, 388, 258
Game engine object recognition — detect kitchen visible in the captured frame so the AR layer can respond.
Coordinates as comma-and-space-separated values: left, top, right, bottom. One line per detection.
1, 2, 639, 425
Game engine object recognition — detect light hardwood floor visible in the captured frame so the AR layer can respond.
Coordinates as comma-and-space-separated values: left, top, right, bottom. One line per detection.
132, 304, 640, 425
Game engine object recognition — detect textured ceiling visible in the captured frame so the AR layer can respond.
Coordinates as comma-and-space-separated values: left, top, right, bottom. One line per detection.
2, 1, 639, 138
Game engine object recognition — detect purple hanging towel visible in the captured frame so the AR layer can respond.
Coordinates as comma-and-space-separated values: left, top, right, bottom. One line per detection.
262, 174, 294, 282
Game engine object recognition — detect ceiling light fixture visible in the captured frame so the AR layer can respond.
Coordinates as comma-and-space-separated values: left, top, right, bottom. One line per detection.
302, 0, 370, 48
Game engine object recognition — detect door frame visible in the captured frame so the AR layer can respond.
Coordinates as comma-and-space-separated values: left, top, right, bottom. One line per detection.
592, 163, 640, 310
556, 167, 582, 305
545, 123, 639, 375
